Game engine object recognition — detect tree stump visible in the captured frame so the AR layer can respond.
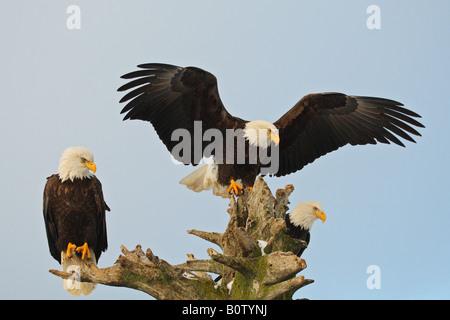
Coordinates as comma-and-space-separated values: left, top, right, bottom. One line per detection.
50, 177, 314, 299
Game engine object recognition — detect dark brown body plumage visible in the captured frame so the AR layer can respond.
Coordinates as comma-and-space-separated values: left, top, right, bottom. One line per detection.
43, 174, 109, 264
284, 215, 310, 257
218, 162, 260, 187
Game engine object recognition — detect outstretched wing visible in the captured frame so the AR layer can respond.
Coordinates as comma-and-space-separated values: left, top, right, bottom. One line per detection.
273, 93, 424, 177
118, 63, 246, 165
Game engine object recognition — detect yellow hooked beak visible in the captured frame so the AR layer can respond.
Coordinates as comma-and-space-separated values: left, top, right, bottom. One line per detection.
83, 161, 97, 174
315, 211, 326, 223
270, 133, 280, 146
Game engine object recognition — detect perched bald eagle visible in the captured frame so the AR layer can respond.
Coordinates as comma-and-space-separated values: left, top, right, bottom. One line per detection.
285, 201, 326, 257
118, 63, 424, 196
43, 147, 109, 296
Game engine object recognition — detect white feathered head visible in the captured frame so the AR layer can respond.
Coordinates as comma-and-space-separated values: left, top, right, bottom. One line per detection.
58, 146, 96, 182
288, 201, 326, 230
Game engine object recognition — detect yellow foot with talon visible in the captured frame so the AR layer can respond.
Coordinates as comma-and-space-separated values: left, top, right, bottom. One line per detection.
66, 243, 76, 259
76, 242, 91, 260
227, 179, 243, 195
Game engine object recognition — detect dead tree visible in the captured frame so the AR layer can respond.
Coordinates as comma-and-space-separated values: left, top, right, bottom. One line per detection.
50, 177, 314, 299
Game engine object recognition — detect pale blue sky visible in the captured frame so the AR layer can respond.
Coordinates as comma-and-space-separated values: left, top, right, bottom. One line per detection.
0, 1, 448, 299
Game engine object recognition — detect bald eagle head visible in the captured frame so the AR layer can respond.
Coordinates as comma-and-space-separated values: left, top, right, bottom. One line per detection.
58, 146, 97, 182
289, 201, 326, 230
244, 120, 280, 149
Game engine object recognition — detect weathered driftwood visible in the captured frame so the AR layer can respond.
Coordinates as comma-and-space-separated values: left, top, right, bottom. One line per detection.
49, 177, 313, 299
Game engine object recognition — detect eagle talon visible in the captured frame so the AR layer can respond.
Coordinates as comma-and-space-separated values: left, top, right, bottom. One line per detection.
75, 242, 91, 260
227, 179, 243, 195
66, 242, 77, 259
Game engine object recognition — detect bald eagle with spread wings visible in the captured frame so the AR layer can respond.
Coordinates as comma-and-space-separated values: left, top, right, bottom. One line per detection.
118, 63, 424, 196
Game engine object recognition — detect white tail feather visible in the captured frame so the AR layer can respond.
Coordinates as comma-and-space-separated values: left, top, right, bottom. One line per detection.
179, 163, 210, 192
179, 161, 228, 196
61, 250, 97, 296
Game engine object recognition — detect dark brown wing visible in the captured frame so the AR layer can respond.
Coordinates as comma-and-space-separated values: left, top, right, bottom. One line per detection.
118, 63, 247, 165
273, 93, 424, 177
90, 175, 109, 260
43, 174, 61, 262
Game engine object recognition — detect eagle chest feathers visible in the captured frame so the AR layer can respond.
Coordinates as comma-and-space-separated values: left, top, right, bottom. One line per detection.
54, 177, 93, 204
51, 178, 97, 228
